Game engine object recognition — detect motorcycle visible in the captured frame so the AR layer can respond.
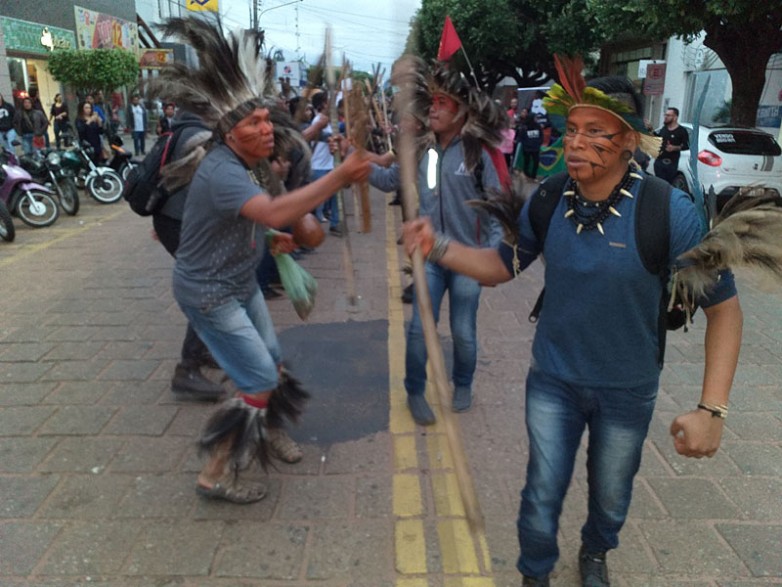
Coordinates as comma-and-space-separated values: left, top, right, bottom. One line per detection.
107, 134, 136, 181
0, 145, 59, 228
18, 149, 80, 216
0, 199, 15, 242
61, 131, 124, 204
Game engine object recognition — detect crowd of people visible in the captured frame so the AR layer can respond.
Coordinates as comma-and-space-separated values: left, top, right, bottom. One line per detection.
5, 16, 749, 587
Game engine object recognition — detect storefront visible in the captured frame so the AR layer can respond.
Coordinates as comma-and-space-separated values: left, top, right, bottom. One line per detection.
1, 17, 76, 111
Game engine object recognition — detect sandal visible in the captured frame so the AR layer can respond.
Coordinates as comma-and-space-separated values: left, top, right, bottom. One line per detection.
195, 478, 267, 504
267, 427, 303, 464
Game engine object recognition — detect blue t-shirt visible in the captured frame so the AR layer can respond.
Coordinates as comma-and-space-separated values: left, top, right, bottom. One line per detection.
173, 144, 266, 309
500, 175, 737, 387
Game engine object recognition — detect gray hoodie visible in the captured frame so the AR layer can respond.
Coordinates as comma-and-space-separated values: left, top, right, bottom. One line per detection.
369, 136, 502, 248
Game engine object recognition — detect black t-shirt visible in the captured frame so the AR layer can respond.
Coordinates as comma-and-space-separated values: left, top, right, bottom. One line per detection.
656, 125, 689, 166
0, 102, 14, 131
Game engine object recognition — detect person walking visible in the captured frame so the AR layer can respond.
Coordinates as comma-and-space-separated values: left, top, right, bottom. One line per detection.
127, 95, 148, 156
369, 59, 508, 425
403, 66, 742, 587
519, 111, 543, 181
49, 93, 70, 149
654, 107, 689, 185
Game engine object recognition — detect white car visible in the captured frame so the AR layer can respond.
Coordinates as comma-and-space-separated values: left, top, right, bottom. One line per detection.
653, 123, 782, 210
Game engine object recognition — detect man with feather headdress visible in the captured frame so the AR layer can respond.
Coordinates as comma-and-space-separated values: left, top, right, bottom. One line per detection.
402, 58, 758, 586
149, 17, 370, 504
370, 57, 510, 425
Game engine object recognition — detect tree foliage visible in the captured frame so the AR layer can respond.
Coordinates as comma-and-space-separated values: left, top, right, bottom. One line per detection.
589, 0, 782, 126
47, 49, 139, 95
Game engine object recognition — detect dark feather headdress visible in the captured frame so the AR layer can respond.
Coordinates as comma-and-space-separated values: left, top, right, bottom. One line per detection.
148, 16, 310, 194
401, 57, 505, 171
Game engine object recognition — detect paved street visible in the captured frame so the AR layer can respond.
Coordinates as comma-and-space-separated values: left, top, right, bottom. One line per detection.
0, 185, 780, 587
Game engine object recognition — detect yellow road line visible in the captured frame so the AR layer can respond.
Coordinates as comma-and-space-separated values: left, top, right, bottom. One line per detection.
0, 209, 126, 269
385, 202, 495, 585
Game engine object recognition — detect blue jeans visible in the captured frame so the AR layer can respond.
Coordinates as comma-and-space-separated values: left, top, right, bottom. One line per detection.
132, 131, 145, 156
516, 368, 658, 578
311, 169, 338, 227
21, 133, 34, 155
178, 287, 281, 394
404, 262, 481, 395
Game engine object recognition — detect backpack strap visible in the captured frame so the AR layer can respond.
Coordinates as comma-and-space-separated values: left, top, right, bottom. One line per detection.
634, 174, 673, 368
527, 172, 569, 323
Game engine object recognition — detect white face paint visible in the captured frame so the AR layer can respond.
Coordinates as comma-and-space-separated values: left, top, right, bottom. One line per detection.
426, 148, 439, 190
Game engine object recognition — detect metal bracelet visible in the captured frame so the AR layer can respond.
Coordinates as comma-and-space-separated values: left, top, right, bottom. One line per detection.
427, 233, 451, 263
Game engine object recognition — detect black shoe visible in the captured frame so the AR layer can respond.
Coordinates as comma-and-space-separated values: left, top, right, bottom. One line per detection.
579, 545, 610, 587
329, 226, 343, 237
401, 284, 413, 304
171, 365, 225, 401
407, 395, 435, 425
522, 576, 550, 587
388, 198, 401, 206
262, 286, 282, 300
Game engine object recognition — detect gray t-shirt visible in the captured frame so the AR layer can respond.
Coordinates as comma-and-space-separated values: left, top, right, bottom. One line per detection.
173, 144, 265, 309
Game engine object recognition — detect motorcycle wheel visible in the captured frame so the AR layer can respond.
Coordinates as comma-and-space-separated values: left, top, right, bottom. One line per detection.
0, 200, 15, 242
15, 189, 60, 228
86, 168, 124, 204
119, 161, 135, 181
57, 177, 80, 215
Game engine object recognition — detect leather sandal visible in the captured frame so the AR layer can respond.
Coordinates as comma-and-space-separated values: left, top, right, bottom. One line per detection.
195, 478, 267, 504
267, 427, 303, 463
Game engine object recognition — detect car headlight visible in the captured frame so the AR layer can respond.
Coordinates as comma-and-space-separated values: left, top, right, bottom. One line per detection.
46, 152, 61, 166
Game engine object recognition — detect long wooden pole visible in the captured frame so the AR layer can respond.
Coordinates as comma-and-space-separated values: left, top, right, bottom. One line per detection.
395, 58, 485, 534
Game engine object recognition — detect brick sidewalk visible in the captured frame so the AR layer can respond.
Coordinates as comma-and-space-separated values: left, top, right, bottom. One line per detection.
0, 189, 780, 586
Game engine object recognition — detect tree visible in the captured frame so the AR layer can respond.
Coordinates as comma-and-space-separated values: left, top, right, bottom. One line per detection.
47, 48, 139, 96
589, 0, 782, 126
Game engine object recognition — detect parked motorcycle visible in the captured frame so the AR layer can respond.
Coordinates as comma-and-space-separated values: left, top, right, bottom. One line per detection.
0, 199, 15, 242
61, 131, 124, 204
18, 150, 80, 216
107, 134, 136, 181
0, 145, 59, 228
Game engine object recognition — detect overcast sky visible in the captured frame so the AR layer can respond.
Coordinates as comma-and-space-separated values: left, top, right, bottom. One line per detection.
218, 0, 422, 74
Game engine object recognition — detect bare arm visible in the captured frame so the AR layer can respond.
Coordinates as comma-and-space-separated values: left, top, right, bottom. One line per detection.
403, 217, 513, 285
670, 295, 743, 457
239, 151, 370, 228
301, 114, 329, 142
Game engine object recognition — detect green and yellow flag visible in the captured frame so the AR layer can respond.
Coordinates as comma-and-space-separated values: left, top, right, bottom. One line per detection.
186, 0, 219, 12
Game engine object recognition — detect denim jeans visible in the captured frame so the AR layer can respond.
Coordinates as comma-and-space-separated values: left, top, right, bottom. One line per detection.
516, 367, 658, 578
21, 133, 34, 155
132, 131, 145, 156
178, 287, 281, 394
404, 262, 481, 395
311, 168, 338, 227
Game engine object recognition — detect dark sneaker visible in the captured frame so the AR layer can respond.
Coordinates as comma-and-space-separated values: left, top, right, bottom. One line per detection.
452, 386, 472, 412
579, 545, 610, 587
522, 576, 550, 587
262, 286, 282, 300
407, 394, 435, 425
329, 226, 343, 237
401, 284, 413, 304
171, 364, 225, 401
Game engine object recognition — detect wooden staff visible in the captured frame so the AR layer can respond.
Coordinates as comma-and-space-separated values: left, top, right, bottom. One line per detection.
347, 82, 371, 233
395, 58, 485, 535
325, 28, 358, 306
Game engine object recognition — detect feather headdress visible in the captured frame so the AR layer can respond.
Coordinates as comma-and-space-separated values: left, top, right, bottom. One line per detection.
401, 58, 505, 171
149, 16, 311, 193
543, 55, 661, 158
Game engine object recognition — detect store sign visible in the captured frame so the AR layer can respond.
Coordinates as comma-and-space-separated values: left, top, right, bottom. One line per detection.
643, 63, 666, 96
139, 49, 174, 69
0, 17, 76, 55
74, 5, 138, 50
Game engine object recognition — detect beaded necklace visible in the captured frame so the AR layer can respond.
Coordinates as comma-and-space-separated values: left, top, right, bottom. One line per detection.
563, 167, 642, 235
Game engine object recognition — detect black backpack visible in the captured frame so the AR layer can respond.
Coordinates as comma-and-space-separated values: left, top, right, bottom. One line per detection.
526, 172, 690, 367
122, 120, 207, 216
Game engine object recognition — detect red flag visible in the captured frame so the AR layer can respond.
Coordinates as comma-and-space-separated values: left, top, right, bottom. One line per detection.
437, 16, 462, 61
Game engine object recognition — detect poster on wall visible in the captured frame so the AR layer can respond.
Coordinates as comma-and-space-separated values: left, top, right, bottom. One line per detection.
139, 49, 174, 69
74, 5, 138, 50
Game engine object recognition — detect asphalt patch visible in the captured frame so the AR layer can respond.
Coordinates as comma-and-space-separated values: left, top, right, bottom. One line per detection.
278, 319, 389, 445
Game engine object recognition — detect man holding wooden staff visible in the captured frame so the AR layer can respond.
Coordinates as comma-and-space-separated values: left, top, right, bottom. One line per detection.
370, 59, 510, 425
403, 59, 743, 586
